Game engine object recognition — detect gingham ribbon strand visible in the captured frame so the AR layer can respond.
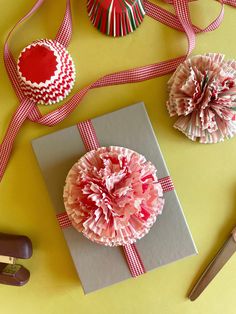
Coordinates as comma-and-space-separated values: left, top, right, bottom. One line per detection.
1, 0, 236, 182
77, 120, 146, 277
123, 243, 146, 277
0, 98, 35, 179
77, 120, 148, 277
1, 0, 73, 179
57, 119, 175, 277
77, 120, 100, 151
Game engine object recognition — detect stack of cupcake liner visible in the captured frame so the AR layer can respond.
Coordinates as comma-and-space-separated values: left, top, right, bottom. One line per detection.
17, 39, 76, 105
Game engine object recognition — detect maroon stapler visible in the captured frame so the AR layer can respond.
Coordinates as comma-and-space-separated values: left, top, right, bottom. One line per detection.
0, 232, 32, 286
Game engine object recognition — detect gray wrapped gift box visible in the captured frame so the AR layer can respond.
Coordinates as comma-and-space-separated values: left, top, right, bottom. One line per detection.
32, 102, 197, 294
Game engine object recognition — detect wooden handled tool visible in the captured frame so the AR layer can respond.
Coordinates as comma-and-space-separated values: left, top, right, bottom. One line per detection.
189, 227, 236, 301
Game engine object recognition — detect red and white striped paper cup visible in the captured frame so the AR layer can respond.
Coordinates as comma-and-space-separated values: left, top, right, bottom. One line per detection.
87, 0, 145, 37
17, 39, 76, 105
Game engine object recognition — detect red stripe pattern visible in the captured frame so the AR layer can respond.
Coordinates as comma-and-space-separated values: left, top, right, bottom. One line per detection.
56, 212, 72, 229
173, 0, 195, 56
87, 0, 145, 37
123, 243, 146, 277
158, 176, 175, 193
55, 0, 73, 47
18, 39, 76, 105
0, 98, 35, 178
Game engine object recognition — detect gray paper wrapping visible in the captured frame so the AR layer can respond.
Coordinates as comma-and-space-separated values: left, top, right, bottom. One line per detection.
32, 102, 197, 294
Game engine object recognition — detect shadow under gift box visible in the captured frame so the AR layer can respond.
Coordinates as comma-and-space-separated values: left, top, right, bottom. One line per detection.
31, 102, 197, 294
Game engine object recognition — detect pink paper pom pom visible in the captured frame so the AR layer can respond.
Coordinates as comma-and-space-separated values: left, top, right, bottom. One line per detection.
167, 53, 236, 143
63, 146, 164, 246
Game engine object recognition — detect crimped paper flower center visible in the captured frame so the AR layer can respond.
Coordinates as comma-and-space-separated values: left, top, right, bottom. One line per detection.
167, 53, 236, 143
63, 146, 164, 246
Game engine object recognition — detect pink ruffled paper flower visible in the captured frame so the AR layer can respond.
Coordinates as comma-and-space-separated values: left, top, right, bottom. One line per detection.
167, 53, 236, 143
63, 146, 164, 246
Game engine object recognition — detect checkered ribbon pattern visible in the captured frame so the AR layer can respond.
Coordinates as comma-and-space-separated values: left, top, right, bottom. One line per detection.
77, 120, 100, 151
56, 119, 174, 277
2, 0, 236, 182
2, 0, 235, 278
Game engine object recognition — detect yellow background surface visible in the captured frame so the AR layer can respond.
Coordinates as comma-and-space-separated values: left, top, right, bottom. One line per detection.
0, 1, 236, 313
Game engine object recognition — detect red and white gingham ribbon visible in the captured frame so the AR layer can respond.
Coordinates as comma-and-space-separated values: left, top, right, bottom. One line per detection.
77, 120, 100, 151
1, 0, 72, 178
1, 0, 236, 181
123, 243, 146, 277
0, 0, 235, 282
57, 119, 175, 277
78, 120, 147, 277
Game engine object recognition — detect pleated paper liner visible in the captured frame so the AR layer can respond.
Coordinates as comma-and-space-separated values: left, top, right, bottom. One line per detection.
17, 39, 76, 105
87, 0, 145, 37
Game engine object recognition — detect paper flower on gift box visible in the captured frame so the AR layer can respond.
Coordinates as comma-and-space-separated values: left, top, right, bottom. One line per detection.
167, 53, 236, 143
63, 146, 164, 246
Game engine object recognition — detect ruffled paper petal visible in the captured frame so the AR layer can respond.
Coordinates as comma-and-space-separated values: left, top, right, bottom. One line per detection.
167, 53, 236, 143
63, 146, 164, 246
